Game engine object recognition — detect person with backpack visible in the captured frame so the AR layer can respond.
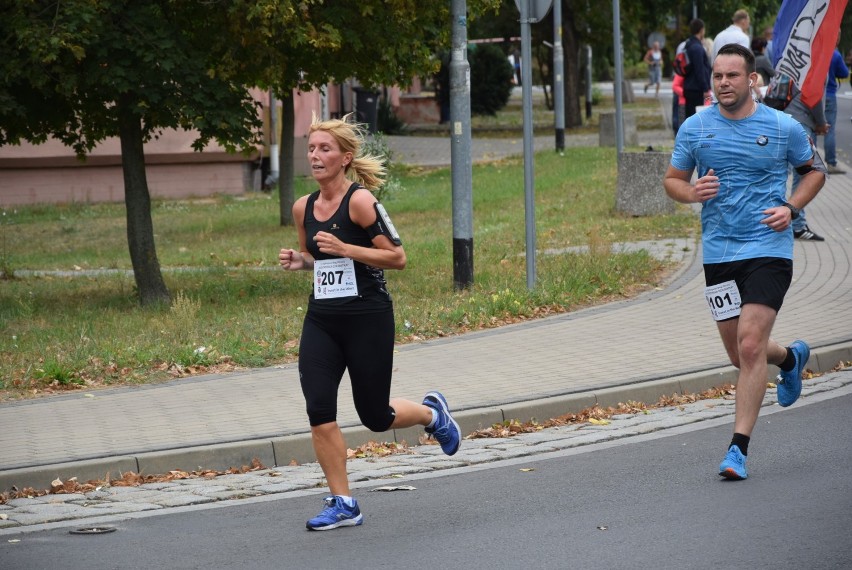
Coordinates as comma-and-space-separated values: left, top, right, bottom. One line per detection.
681, 19, 712, 118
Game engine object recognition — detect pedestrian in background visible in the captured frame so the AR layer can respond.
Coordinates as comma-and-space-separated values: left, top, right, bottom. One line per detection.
279, 114, 461, 531
682, 18, 712, 118
671, 70, 686, 134
751, 37, 775, 93
664, 44, 823, 481
712, 9, 751, 59
643, 40, 662, 96
783, 84, 830, 241
822, 34, 849, 174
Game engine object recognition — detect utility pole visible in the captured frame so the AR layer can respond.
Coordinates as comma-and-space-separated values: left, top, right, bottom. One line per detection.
450, 0, 474, 290
612, 0, 624, 153
552, 0, 565, 152
515, 0, 553, 289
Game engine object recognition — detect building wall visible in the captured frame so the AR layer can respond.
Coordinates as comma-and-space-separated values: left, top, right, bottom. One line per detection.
0, 83, 408, 207
0, 162, 250, 207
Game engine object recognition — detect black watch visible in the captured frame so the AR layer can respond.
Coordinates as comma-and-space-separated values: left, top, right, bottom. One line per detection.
783, 201, 800, 220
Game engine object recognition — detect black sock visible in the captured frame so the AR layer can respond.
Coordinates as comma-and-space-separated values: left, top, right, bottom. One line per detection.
779, 347, 796, 372
730, 433, 750, 456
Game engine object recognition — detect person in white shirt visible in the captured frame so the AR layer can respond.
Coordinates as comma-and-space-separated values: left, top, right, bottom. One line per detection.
712, 9, 751, 60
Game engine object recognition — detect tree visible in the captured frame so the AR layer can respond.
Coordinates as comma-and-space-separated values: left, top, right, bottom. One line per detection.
229, 0, 502, 226
1, 1, 261, 306
0, 0, 502, 304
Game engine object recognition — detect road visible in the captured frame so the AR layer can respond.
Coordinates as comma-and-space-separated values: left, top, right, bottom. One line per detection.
3, 384, 850, 570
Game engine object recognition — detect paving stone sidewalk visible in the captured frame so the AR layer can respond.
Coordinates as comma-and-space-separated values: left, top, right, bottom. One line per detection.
2, 99, 851, 529
2, 371, 850, 532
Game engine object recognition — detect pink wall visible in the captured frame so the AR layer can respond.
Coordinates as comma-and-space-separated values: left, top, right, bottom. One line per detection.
0, 83, 413, 207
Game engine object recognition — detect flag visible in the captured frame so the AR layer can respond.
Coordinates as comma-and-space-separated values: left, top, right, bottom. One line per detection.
772, 0, 849, 108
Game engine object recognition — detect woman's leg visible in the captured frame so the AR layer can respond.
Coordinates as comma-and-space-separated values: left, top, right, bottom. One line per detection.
299, 313, 350, 495
311, 422, 351, 496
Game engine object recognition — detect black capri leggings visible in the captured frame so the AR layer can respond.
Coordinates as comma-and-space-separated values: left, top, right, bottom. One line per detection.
298, 309, 397, 432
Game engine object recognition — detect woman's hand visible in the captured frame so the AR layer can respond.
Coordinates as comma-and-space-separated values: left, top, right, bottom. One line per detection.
313, 231, 349, 258
279, 248, 307, 271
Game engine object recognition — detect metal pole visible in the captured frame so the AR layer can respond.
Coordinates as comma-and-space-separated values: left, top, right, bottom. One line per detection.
552, 0, 565, 153
450, 0, 474, 290
585, 45, 593, 119
520, 0, 537, 289
268, 90, 279, 187
612, 0, 624, 153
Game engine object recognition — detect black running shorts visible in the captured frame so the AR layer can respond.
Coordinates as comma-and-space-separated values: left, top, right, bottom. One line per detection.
703, 257, 793, 314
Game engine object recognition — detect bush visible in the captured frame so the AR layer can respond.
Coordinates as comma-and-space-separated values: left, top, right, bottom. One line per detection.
360, 132, 403, 203
377, 97, 407, 135
435, 44, 515, 118
468, 43, 514, 116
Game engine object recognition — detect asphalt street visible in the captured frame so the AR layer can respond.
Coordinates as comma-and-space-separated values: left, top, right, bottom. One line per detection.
2, 374, 851, 569
1, 81, 850, 569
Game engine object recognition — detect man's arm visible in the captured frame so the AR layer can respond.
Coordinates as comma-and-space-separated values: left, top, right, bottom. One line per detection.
788, 160, 826, 210
664, 165, 720, 204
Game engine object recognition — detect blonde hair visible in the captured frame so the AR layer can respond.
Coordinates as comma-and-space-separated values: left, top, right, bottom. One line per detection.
309, 113, 386, 191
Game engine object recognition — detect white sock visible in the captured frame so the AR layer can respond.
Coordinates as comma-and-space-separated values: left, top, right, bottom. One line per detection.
426, 408, 438, 428
336, 495, 355, 507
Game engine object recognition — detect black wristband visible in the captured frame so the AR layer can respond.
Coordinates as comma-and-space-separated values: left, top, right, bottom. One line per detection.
782, 201, 800, 220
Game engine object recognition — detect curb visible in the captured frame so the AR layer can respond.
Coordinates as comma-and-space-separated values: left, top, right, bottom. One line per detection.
4, 340, 850, 493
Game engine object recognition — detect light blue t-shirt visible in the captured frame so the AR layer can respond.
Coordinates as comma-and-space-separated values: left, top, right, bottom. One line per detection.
671, 104, 813, 264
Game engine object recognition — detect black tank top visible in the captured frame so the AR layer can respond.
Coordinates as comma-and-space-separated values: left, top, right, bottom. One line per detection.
304, 183, 392, 314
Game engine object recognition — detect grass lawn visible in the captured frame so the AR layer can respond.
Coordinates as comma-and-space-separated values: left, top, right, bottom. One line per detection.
0, 115, 697, 400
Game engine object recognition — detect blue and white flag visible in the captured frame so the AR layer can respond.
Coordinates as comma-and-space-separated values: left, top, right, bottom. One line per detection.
772, 0, 848, 107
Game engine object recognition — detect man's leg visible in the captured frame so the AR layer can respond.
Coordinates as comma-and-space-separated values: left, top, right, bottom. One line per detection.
824, 95, 838, 168
716, 304, 787, 480
727, 303, 780, 437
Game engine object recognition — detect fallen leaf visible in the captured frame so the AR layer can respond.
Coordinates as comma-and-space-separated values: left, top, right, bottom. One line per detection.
588, 418, 611, 425
370, 485, 416, 492
519, 468, 535, 472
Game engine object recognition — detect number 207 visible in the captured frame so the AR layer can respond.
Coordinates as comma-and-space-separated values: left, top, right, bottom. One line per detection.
319, 270, 344, 286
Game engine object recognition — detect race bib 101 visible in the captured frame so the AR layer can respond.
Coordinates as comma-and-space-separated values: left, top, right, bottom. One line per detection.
314, 258, 358, 299
704, 280, 742, 321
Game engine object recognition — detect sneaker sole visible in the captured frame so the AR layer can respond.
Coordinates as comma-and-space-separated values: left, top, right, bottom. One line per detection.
719, 468, 746, 481
307, 514, 363, 531
778, 340, 809, 407
424, 391, 461, 456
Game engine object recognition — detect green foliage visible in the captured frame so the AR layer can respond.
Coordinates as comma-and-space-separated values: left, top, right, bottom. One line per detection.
0, 0, 263, 155
0, 147, 698, 397
435, 43, 515, 118
360, 133, 403, 203
377, 98, 407, 135
469, 44, 515, 116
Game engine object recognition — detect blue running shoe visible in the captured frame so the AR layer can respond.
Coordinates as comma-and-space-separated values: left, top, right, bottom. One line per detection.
306, 496, 363, 531
777, 340, 810, 407
719, 445, 748, 480
423, 391, 461, 456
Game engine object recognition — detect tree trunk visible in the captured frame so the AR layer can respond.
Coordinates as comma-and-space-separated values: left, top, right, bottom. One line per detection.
562, 5, 584, 128
117, 96, 171, 307
278, 89, 296, 226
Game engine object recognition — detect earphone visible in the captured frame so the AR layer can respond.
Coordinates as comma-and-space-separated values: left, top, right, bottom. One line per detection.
749, 80, 754, 87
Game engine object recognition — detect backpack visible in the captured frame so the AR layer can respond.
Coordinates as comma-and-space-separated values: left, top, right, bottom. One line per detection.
763, 72, 799, 111
673, 39, 692, 77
